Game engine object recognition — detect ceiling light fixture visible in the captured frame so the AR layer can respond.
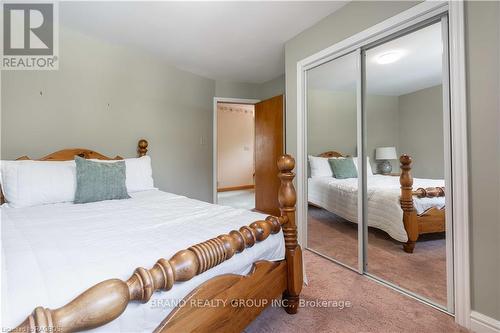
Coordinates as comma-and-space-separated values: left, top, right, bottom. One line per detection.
375, 50, 404, 64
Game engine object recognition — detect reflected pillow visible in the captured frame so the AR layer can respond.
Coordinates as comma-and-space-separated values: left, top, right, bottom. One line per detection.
352, 157, 374, 176
74, 156, 130, 204
308, 155, 333, 178
328, 157, 358, 179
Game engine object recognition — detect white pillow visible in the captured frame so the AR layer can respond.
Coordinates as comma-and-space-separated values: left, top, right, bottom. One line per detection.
91, 156, 155, 193
352, 157, 374, 176
123, 156, 155, 193
1, 160, 76, 208
308, 155, 333, 178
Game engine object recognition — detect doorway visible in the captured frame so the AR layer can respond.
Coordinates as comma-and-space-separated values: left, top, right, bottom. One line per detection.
216, 101, 256, 210
213, 95, 285, 216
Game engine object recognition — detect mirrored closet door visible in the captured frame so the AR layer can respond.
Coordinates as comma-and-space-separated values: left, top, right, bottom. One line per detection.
364, 20, 451, 309
306, 51, 360, 270
305, 16, 453, 312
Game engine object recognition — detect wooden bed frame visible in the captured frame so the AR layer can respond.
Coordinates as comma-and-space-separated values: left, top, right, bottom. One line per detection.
8, 140, 303, 333
316, 151, 445, 253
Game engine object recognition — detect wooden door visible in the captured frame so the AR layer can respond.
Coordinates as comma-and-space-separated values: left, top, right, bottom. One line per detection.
254, 95, 284, 216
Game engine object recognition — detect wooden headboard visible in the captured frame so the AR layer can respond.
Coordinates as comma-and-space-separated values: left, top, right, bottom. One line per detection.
0, 139, 149, 204
317, 151, 347, 158
16, 149, 124, 161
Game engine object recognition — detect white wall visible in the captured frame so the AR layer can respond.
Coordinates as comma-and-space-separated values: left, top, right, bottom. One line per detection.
307, 90, 401, 172
366, 94, 400, 172
465, 1, 500, 320
1, 26, 215, 201
217, 106, 254, 189
215, 80, 261, 100
215, 75, 285, 101
1, 26, 286, 203
398, 85, 444, 179
259, 74, 285, 100
307, 90, 357, 157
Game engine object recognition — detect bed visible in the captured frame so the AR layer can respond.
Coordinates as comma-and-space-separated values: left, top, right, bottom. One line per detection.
308, 151, 446, 253
1, 140, 303, 333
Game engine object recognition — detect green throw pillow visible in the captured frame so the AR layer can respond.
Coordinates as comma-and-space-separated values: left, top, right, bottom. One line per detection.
74, 156, 130, 204
328, 158, 358, 179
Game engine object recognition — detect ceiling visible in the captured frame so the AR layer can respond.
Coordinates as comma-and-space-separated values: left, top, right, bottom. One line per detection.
60, 1, 347, 83
308, 22, 443, 96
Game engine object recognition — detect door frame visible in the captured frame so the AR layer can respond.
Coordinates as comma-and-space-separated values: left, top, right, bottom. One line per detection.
296, 1, 470, 328
212, 97, 260, 204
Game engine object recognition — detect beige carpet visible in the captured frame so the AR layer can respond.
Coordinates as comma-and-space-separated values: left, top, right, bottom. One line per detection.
245, 251, 466, 333
307, 205, 447, 306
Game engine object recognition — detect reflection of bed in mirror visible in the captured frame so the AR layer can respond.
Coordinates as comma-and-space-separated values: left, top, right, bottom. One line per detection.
308, 151, 445, 253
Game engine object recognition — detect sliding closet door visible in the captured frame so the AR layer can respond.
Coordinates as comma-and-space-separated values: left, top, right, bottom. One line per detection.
363, 20, 451, 309
306, 52, 360, 270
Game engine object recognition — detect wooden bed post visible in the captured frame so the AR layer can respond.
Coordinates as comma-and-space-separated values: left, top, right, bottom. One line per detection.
138, 139, 148, 157
277, 155, 303, 314
400, 155, 419, 253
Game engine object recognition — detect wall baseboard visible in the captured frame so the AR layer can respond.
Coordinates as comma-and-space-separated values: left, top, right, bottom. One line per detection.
471, 311, 500, 333
217, 185, 254, 192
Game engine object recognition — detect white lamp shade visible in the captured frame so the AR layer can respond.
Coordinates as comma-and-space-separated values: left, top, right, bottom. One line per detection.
376, 147, 397, 160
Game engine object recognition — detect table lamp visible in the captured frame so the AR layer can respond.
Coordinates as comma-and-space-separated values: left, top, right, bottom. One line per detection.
375, 146, 397, 174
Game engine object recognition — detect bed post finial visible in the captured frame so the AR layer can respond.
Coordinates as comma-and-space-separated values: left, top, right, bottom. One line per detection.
400, 154, 418, 253
138, 139, 148, 157
277, 154, 303, 314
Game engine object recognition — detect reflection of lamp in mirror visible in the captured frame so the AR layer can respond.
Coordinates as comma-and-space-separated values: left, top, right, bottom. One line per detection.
376, 147, 397, 174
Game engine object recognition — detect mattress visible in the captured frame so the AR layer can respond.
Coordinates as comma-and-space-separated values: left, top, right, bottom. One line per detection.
1, 190, 284, 332
308, 175, 445, 242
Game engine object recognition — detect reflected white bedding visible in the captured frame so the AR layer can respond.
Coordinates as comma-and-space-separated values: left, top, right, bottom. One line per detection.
1, 190, 284, 332
308, 175, 445, 242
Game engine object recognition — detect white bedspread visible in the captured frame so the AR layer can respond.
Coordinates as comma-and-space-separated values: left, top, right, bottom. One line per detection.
308, 175, 445, 242
1, 190, 284, 332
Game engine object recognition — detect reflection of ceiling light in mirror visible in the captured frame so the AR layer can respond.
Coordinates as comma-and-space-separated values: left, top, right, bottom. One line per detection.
375, 50, 405, 64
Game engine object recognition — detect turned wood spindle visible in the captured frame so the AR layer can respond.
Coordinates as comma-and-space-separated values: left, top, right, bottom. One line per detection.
138, 139, 148, 157
277, 154, 303, 314
399, 154, 418, 253
413, 186, 445, 198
